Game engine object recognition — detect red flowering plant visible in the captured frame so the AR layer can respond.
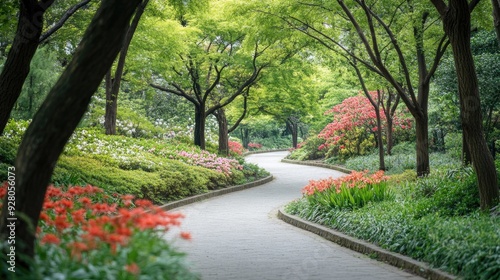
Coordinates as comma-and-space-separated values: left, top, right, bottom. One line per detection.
228, 140, 244, 156
0, 183, 197, 279
247, 142, 263, 151
301, 171, 393, 210
318, 92, 412, 160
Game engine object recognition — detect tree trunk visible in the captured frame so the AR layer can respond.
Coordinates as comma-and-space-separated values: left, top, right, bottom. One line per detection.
493, 0, 500, 47
415, 114, 430, 176
375, 108, 386, 171
462, 131, 472, 164
104, 70, 117, 134
240, 127, 249, 148
0, 0, 141, 273
194, 105, 206, 149
287, 118, 299, 148
441, 0, 499, 209
215, 108, 229, 155
104, 0, 149, 135
0, 1, 48, 135
386, 117, 394, 155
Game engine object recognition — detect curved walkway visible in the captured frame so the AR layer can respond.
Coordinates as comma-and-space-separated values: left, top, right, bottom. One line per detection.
168, 151, 422, 280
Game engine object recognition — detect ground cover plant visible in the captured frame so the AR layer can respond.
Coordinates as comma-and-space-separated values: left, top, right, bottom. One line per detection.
0, 183, 197, 279
286, 165, 500, 279
0, 120, 269, 204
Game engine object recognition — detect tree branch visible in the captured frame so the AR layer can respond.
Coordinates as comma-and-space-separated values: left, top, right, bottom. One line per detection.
150, 83, 199, 105
39, 0, 92, 43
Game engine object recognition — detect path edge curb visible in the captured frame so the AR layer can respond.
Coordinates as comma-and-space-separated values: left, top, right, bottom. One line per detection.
277, 208, 456, 280
159, 175, 274, 211
281, 159, 353, 174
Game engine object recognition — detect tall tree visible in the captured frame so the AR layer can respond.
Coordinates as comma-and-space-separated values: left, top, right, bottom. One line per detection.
151, 34, 268, 149
0, 0, 141, 273
273, 0, 449, 176
430, 0, 499, 210
104, 0, 149, 135
0, 0, 92, 135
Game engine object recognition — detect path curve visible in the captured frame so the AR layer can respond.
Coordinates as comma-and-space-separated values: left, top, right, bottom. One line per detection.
169, 151, 422, 280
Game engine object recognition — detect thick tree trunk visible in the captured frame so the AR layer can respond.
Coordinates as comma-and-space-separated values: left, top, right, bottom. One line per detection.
415, 114, 430, 177
493, 0, 500, 47
0, 0, 141, 273
0, 1, 48, 135
215, 108, 229, 155
194, 106, 206, 149
442, 0, 499, 209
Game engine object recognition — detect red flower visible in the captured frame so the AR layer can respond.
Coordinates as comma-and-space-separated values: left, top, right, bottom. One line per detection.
125, 263, 140, 275
41, 233, 60, 245
180, 231, 192, 240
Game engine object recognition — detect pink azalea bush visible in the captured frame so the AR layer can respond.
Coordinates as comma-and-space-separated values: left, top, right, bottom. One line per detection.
177, 150, 243, 176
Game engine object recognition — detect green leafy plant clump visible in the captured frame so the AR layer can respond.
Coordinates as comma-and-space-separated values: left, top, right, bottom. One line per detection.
301, 170, 393, 211
286, 165, 499, 279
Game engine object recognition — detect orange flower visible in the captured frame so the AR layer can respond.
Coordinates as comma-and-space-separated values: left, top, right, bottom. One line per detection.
180, 231, 192, 240
54, 215, 70, 231
71, 209, 86, 224
134, 199, 153, 208
78, 197, 92, 205
41, 233, 60, 245
125, 263, 140, 275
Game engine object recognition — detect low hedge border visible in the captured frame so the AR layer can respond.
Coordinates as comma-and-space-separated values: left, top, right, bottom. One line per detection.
277, 208, 456, 280
160, 175, 274, 211
281, 158, 353, 174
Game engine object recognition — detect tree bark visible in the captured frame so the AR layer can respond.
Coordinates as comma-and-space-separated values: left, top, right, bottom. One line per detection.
414, 114, 430, 176
374, 91, 385, 171
0, 0, 51, 135
104, 0, 149, 135
432, 0, 499, 209
104, 70, 117, 134
240, 127, 250, 148
286, 117, 299, 148
492, 0, 500, 47
215, 108, 229, 155
194, 106, 206, 149
0, 0, 141, 273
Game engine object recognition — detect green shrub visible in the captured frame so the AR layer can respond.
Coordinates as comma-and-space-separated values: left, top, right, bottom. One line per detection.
287, 198, 500, 279
288, 135, 326, 160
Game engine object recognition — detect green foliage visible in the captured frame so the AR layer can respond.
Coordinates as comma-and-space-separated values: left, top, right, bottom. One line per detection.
287, 157, 498, 279
287, 135, 326, 160
11, 47, 61, 120
1, 120, 268, 204
310, 182, 394, 211
336, 142, 461, 174
28, 230, 198, 279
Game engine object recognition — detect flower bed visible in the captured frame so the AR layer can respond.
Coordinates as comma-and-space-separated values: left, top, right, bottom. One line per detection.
0, 183, 197, 279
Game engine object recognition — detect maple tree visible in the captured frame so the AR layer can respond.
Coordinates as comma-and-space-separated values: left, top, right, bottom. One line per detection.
318, 92, 411, 160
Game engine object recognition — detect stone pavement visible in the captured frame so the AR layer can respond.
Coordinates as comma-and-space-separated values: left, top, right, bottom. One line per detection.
167, 151, 423, 280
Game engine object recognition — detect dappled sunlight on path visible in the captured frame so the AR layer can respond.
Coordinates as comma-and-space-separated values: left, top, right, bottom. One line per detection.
167, 151, 422, 280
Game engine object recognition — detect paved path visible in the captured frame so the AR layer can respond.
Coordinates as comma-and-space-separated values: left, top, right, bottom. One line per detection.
169, 151, 422, 280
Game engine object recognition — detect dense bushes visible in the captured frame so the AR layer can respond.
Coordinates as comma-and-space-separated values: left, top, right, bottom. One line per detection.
1, 120, 269, 204
0, 184, 197, 279
286, 163, 499, 279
